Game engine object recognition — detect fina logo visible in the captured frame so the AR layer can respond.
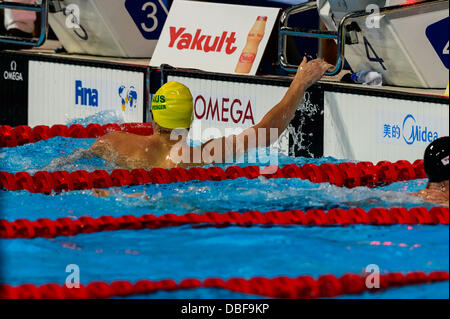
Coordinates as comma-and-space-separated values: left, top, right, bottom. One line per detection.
119, 85, 138, 112
75, 80, 99, 107
402, 114, 439, 145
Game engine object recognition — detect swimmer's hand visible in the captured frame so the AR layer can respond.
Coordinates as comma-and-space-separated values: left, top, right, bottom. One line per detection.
413, 189, 449, 207
295, 57, 334, 89
92, 189, 112, 197
126, 192, 150, 200
91, 188, 149, 200
44, 148, 95, 171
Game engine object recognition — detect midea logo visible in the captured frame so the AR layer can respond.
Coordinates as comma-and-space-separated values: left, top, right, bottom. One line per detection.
402, 114, 439, 145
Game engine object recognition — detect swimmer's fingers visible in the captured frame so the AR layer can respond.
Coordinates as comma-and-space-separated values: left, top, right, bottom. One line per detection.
313, 58, 334, 73
311, 58, 334, 73
324, 62, 335, 73
299, 56, 307, 70
126, 192, 146, 198
92, 188, 111, 197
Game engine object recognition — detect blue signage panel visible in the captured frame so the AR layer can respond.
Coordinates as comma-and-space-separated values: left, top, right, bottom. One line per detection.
125, 0, 169, 40
426, 17, 449, 69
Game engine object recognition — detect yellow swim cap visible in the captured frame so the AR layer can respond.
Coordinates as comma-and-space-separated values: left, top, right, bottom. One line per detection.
151, 81, 194, 129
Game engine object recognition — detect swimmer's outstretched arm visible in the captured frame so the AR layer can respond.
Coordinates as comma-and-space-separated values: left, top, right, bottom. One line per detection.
183, 57, 332, 165
44, 148, 96, 171
92, 188, 149, 200
252, 57, 332, 144
412, 182, 449, 207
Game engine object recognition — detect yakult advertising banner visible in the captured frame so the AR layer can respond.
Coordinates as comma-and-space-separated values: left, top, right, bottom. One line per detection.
28, 61, 144, 126
324, 92, 449, 163
150, 1, 280, 75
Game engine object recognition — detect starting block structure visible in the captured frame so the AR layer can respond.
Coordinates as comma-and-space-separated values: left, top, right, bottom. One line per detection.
279, 0, 449, 88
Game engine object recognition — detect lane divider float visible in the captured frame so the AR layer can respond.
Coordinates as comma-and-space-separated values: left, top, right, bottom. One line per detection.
0, 123, 154, 148
0, 159, 427, 194
1, 271, 448, 299
1, 207, 447, 239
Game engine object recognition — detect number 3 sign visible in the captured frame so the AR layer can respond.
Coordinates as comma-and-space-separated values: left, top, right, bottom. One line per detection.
426, 17, 449, 69
125, 0, 169, 40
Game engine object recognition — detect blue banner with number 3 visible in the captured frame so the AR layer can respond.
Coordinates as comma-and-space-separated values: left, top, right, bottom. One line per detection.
426, 17, 449, 69
125, 0, 169, 40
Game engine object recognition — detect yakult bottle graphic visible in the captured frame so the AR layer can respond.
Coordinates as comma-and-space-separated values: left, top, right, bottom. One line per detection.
235, 16, 267, 74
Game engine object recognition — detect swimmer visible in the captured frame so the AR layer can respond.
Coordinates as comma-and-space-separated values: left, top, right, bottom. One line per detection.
91, 188, 149, 199
44, 57, 332, 171
413, 136, 449, 207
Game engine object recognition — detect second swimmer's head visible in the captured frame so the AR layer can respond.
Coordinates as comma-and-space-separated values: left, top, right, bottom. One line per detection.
424, 136, 449, 183
151, 81, 194, 130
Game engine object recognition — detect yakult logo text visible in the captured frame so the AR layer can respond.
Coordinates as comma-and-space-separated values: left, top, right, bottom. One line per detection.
169, 27, 238, 54
194, 95, 255, 125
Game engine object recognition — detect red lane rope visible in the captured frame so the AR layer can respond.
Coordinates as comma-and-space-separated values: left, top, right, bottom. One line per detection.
0, 159, 427, 194
0, 123, 154, 148
1, 207, 447, 239
1, 271, 448, 299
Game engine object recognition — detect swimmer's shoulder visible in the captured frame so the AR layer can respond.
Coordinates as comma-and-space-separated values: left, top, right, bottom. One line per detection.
93, 131, 129, 143
146, 134, 168, 147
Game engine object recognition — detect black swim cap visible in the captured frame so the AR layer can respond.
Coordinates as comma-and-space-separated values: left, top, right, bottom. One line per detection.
423, 136, 449, 183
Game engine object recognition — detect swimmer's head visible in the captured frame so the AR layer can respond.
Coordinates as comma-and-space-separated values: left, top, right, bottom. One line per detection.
424, 136, 449, 183
151, 81, 194, 130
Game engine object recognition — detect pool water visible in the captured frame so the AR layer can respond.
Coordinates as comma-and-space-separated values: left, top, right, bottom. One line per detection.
0, 136, 448, 299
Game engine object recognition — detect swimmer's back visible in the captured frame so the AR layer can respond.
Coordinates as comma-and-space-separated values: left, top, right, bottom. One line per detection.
90, 132, 175, 170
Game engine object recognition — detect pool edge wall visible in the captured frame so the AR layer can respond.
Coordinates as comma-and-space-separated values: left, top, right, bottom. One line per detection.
0, 49, 448, 163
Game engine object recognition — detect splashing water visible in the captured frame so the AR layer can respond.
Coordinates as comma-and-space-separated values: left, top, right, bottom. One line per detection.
66, 110, 125, 127
288, 91, 322, 158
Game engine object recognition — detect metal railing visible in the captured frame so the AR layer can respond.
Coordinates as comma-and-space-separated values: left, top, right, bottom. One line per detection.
278, 0, 448, 76
0, 0, 48, 47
